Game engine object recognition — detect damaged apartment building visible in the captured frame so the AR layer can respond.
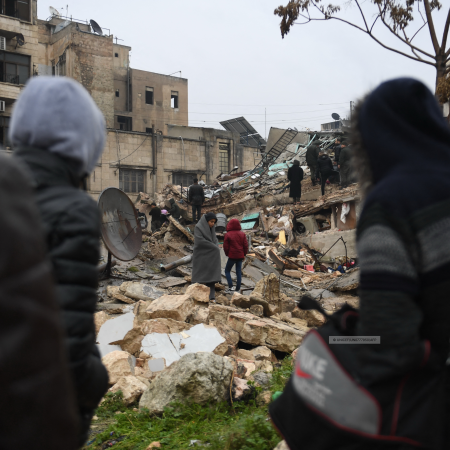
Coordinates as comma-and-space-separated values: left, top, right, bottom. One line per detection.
0, 0, 263, 200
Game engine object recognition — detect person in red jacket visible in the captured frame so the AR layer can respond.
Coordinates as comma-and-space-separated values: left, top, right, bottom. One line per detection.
223, 218, 249, 294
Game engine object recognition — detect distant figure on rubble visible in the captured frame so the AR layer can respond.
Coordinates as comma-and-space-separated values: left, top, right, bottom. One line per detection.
287, 159, 304, 204
317, 151, 338, 196
306, 142, 320, 186
149, 202, 162, 232
167, 198, 181, 221
270, 78, 450, 450
338, 140, 352, 189
189, 178, 205, 223
10, 77, 108, 448
0, 154, 78, 450
333, 137, 342, 163
223, 218, 249, 294
192, 212, 221, 303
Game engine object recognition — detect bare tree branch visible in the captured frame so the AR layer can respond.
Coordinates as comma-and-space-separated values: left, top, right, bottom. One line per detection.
440, 7, 450, 52
423, 0, 440, 53
409, 22, 428, 43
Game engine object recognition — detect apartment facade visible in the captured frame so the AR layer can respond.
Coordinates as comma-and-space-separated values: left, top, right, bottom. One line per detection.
0, 2, 260, 201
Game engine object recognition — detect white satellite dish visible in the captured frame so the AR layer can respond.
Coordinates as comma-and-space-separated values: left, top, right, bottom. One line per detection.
49, 6, 60, 17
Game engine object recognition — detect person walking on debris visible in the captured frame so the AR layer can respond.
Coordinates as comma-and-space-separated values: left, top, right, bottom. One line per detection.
10, 77, 108, 448
0, 153, 79, 450
338, 140, 352, 189
287, 159, 304, 204
305, 142, 320, 186
167, 198, 181, 221
317, 150, 337, 196
223, 219, 248, 294
270, 78, 450, 450
189, 178, 205, 222
333, 138, 342, 163
192, 212, 221, 302
149, 202, 162, 232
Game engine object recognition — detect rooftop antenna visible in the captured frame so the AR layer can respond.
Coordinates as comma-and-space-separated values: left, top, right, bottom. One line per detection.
90, 19, 103, 35
49, 6, 60, 17
168, 71, 182, 77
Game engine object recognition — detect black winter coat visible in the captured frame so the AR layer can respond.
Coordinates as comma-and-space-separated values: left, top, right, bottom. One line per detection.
14, 148, 108, 446
305, 146, 320, 166
189, 183, 205, 205
0, 154, 79, 450
168, 199, 181, 217
339, 146, 351, 166
317, 154, 333, 173
334, 144, 342, 162
287, 164, 303, 198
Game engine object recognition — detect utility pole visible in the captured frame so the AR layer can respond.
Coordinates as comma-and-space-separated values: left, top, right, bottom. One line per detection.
265, 108, 267, 141
350, 101, 354, 120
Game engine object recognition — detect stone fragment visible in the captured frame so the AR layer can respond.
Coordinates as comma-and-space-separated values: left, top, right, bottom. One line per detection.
94, 311, 111, 336
252, 273, 280, 303
133, 300, 153, 322
256, 391, 272, 406
283, 270, 303, 279
236, 358, 256, 379
216, 294, 231, 306
208, 304, 240, 326
120, 328, 144, 356
122, 282, 165, 302
249, 304, 264, 317
237, 349, 255, 361
146, 442, 161, 449
102, 351, 135, 385
288, 317, 309, 328
137, 376, 151, 388
232, 377, 252, 401
231, 292, 251, 309
249, 293, 278, 317
191, 306, 210, 325
292, 308, 325, 327
252, 371, 272, 386
185, 283, 210, 303
139, 353, 233, 414
273, 440, 290, 450
252, 346, 276, 362
255, 360, 273, 373
97, 312, 135, 345
109, 375, 148, 405
140, 318, 193, 335
279, 312, 292, 322
144, 294, 194, 322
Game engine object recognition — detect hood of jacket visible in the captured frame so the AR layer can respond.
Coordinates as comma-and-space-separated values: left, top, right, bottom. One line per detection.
354, 77, 450, 217
169, 199, 175, 206
9, 77, 106, 177
196, 215, 217, 242
226, 218, 241, 232
319, 154, 329, 161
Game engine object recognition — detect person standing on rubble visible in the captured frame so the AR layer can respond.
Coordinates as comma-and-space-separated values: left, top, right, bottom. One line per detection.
167, 198, 181, 221
287, 159, 304, 204
10, 77, 108, 448
189, 178, 205, 223
333, 138, 342, 164
223, 218, 249, 294
192, 212, 221, 302
305, 142, 320, 186
149, 202, 162, 232
338, 141, 352, 189
317, 150, 337, 196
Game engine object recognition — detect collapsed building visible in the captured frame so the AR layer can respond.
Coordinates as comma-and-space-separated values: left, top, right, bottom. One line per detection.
91, 126, 360, 419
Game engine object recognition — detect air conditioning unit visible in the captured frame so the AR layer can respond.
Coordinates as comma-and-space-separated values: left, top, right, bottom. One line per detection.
0, 101, 6, 112
0, 37, 6, 51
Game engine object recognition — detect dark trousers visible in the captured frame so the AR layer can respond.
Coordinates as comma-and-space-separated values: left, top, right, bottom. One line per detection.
151, 220, 161, 232
308, 165, 317, 183
225, 258, 243, 291
192, 205, 202, 222
319, 170, 339, 196
205, 282, 215, 300
292, 197, 300, 203
340, 165, 351, 187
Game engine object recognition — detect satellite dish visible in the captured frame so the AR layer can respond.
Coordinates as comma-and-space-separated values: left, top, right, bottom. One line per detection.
331, 113, 341, 121
49, 6, 60, 17
90, 19, 103, 35
98, 187, 142, 262
294, 127, 298, 131
15, 33, 25, 46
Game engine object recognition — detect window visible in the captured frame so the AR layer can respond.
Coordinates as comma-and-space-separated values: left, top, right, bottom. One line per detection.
115, 53, 119, 57
54, 52, 66, 76
171, 91, 178, 109
145, 127, 153, 134
0, 0, 30, 21
145, 87, 153, 105
116, 89, 120, 98
0, 51, 30, 84
119, 169, 145, 193
173, 172, 195, 186
0, 116, 10, 148
116, 116, 132, 131
219, 143, 229, 174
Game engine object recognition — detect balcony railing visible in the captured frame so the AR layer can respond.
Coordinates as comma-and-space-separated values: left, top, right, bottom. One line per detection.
0, 73, 19, 85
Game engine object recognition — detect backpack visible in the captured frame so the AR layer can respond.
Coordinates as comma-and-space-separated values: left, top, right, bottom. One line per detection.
269, 297, 447, 450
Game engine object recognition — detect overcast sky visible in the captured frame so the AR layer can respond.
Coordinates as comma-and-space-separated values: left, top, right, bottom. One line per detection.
38, 0, 448, 138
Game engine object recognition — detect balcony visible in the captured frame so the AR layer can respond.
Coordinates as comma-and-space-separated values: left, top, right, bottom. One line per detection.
0, 72, 19, 84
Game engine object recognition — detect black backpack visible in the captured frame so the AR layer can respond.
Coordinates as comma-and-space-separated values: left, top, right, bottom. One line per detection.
269, 297, 447, 450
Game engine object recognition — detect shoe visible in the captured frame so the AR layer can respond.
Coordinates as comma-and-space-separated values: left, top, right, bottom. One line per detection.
209, 298, 216, 303
224, 288, 234, 294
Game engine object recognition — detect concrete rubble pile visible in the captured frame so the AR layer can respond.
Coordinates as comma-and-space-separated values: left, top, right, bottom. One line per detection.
95, 131, 361, 413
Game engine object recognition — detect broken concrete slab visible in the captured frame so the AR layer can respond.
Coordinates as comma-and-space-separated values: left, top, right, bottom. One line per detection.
140, 324, 226, 368
121, 282, 166, 302
94, 311, 112, 335
97, 312, 135, 345
109, 375, 148, 405
299, 229, 357, 259
308, 289, 336, 298
144, 294, 194, 322
156, 277, 187, 289
106, 286, 136, 304
208, 304, 240, 326
185, 283, 211, 303
329, 268, 360, 292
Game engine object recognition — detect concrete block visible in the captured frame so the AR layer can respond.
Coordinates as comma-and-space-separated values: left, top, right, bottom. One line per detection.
297, 215, 319, 234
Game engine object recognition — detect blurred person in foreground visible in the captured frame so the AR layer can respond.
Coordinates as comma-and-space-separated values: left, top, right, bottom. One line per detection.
0, 153, 78, 449
270, 78, 450, 449
10, 77, 109, 447
192, 212, 221, 302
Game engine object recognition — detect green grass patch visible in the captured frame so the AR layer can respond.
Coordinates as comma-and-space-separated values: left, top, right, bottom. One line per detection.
86, 357, 294, 450
127, 266, 140, 273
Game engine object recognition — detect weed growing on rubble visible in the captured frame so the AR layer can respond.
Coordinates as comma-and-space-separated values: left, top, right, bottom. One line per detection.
87, 358, 295, 450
